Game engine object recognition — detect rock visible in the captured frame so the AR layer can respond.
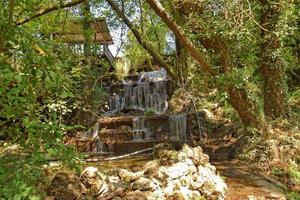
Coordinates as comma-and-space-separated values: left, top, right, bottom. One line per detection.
119, 169, 143, 182
178, 152, 188, 162
124, 190, 147, 200
107, 175, 129, 191
178, 186, 201, 200
169, 186, 202, 200
131, 177, 154, 191
198, 166, 227, 199
201, 109, 213, 120
192, 146, 209, 166
269, 191, 286, 199
43, 162, 63, 176
48, 172, 83, 200
179, 173, 194, 189
112, 197, 122, 200
181, 144, 194, 159
204, 163, 216, 172
142, 191, 156, 200
80, 166, 104, 197
163, 179, 181, 197
73, 144, 227, 200
150, 185, 166, 200
97, 188, 124, 200
143, 160, 160, 178
162, 162, 194, 181
247, 195, 256, 200
157, 149, 179, 165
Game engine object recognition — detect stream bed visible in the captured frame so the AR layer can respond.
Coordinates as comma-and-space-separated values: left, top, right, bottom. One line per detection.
84, 154, 153, 172
84, 156, 286, 200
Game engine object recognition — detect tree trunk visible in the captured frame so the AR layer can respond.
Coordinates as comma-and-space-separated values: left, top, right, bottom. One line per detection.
226, 86, 263, 126
145, 0, 216, 76
145, 0, 264, 128
259, 0, 288, 119
106, 0, 176, 80
175, 37, 188, 83
210, 39, 265, 127
200, 37, 265, 127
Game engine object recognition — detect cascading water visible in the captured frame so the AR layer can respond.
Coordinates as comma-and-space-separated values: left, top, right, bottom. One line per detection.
169, 113, 187, 141
108, 69, 169, 114
96, 139, 107, 152
132, 116, 152, 141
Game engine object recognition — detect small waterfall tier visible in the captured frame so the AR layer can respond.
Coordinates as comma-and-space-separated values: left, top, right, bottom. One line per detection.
132, 116, 153, 140
108, 68, 169, 114
109, 81, 168, 113
169, 113, 187, 141
71, 68, 199, 154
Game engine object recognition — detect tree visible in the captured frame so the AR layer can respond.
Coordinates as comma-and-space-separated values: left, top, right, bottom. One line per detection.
146, 0, 216, 76
0, 1, 94, 198
259, 0, 289, 118
145, 0, 265, 128
105, 0, 177, 80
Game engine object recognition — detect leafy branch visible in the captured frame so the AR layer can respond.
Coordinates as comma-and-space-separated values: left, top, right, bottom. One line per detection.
16, 0, 86, 26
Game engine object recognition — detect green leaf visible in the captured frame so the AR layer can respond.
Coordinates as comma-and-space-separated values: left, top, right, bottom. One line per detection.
44, 75, 52, 89
13, 194, 22, 200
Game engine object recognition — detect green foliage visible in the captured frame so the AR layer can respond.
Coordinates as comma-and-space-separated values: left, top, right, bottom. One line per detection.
123, 0, 172, 67
144, 108, 156, 116
288, 163, 300, 185
0, 1, 107, 198
287, 191, 300, 200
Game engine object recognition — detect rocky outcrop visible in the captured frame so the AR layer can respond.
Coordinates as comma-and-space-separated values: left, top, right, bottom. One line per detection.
47, 144, 227, 200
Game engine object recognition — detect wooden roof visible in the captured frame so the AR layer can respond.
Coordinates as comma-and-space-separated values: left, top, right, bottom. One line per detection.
56, 19, 113, 44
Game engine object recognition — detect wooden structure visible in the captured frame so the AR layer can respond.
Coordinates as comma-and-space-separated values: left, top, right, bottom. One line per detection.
55, 18, 115, 66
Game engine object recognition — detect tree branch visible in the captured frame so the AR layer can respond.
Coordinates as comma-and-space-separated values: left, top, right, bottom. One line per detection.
16, 0, 86, 26
145, 0, 217, 76
106, 0, 177, 80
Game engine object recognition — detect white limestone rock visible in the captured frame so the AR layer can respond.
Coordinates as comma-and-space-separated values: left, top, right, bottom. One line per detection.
180, 144, 195, 159
192, 146, 209, 166
131, 177, 155, 191
161, 162, 192, 181
198, 166, 227, 199
143, 160, 160, 178
119, 169, 144, 182
80, 166, 104, 196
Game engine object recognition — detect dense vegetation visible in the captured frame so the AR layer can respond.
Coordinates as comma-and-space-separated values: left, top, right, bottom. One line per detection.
0, 0, 299, 199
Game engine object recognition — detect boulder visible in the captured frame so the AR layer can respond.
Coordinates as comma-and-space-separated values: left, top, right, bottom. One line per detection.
143, 160, 160, 178
131, 177, 154, 191
177, 186, 201, 200
157, 149, 179, 165
119, 169, 143, 182
48, 172, 84, 200
163, 179, 181, 197
198, 166, 227, 199
124, 190, 147, 200
80, 166, 104, 197
192, 146, 209, 166
181, 144, 194, 159
72, 144, 227, 200
161, 162, 195, 181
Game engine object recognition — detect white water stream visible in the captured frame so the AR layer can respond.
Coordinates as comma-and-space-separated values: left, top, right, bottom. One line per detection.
169, 113, 187, 141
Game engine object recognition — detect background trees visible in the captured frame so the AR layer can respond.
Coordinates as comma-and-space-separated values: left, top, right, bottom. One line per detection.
0, 0, 299, 198
109, 0, 299, 130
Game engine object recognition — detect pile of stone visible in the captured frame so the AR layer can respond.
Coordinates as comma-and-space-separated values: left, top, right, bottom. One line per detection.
47, 144, 227, 200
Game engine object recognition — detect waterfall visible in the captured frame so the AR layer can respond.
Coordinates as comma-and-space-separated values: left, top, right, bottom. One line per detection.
132, 116, 152, 140
108, 81, 168, 114
96, 138, 106, 152
169, 113, 187, 141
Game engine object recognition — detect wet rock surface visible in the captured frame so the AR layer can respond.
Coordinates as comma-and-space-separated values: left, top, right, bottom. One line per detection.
47, 144, 227, 200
